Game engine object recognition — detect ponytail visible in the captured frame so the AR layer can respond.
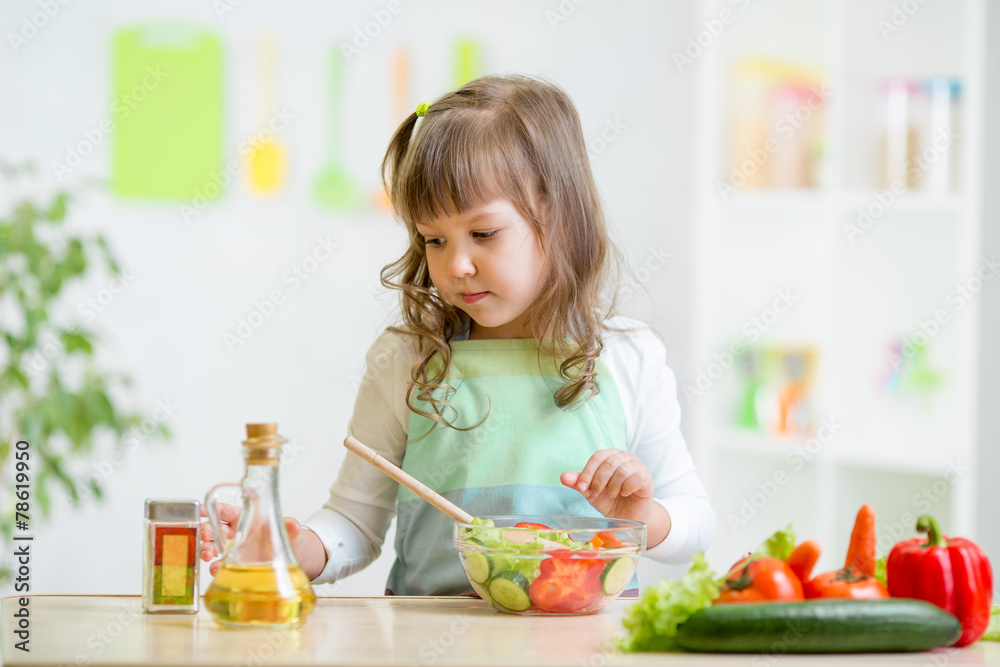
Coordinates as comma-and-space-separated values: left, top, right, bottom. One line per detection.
380, 112, 420, 204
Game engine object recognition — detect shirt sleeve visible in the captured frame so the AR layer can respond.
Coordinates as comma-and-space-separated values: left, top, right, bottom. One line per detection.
604, 318, 716, 564
300, 330, 414, 585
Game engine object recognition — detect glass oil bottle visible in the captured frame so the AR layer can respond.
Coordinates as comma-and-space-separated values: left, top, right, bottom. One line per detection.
204, 423, 316, 629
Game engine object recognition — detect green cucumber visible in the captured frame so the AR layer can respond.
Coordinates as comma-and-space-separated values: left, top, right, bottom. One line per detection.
600, 558, 633, 596
674, 599, 962, 653
464, 552, 491, 584
476, 582, 494, 606
488, 571, 531, 612
462, 537, 492, 584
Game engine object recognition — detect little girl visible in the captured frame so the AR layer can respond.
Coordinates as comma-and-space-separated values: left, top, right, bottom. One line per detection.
201, 74, 715, 596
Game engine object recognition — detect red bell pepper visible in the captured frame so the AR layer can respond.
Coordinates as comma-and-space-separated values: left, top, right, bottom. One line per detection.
528, 550, 605, 613
887, 515, 994, 647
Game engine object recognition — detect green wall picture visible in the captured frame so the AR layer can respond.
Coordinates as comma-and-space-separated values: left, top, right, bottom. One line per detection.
111, 23, 223, 201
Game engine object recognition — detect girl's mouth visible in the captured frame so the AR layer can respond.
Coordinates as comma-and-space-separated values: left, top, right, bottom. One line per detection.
460, 292, 488, 304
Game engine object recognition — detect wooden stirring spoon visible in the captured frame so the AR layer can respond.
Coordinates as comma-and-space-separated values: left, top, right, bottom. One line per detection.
343, 436, 474, 524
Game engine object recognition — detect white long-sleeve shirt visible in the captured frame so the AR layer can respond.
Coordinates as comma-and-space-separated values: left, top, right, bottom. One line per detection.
303, 316, 716, 586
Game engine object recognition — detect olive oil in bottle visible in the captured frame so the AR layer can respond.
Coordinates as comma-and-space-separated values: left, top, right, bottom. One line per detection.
205, 563, 315, 628
205, 424, 317, 629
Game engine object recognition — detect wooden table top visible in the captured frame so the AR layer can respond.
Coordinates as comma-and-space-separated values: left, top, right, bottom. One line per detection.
2, 595, 998, 667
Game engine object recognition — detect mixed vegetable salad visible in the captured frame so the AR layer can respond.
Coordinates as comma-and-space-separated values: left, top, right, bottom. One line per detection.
456, 518, 642, 614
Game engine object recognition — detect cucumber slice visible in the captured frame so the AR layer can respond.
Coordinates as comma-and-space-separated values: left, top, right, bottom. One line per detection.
488, 571, 531, 612
462, 537, 492, 584
476, 582, 494, 606
600, 558, 633, 596
464, 550, 491, 584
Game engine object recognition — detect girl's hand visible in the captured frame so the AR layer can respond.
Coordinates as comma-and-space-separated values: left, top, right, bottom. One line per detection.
561, 449, 655, 523
199, 503, 316, 578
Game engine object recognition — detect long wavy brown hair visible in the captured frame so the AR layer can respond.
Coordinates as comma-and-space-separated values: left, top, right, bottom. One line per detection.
380, 74, 624, 432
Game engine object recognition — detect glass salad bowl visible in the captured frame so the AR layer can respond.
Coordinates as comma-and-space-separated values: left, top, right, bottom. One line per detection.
453, 515, 646, 615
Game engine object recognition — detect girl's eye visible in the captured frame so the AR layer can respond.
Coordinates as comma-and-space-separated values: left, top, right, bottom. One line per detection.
472, 230, 498, 240
423, 237, 444, 247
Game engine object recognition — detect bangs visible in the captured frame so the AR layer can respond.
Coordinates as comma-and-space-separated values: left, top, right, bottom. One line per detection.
393, 110, 538, 227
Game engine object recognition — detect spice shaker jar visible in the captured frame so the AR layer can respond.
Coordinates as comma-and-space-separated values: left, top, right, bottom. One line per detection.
142, 498, 201, 613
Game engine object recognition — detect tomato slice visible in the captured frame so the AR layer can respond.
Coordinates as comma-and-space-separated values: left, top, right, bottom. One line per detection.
514, 522, 551, 530
528, 550, 605, 613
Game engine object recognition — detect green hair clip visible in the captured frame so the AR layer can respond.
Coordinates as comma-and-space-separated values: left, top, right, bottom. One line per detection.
415, 102, 431, 117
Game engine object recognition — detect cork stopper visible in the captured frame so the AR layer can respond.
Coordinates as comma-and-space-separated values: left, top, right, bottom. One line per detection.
246, 423, 278, 438
242, 422, 284, 465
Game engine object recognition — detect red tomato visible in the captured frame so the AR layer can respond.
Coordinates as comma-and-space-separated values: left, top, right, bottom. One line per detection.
804, 567, 889, 599
716, 557, 805, 604
528, 550, 605, 613
727, 553, 755, 574
514, 522, 551, 530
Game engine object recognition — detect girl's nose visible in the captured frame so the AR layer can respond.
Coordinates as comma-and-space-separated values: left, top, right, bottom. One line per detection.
447, 247, 476, 278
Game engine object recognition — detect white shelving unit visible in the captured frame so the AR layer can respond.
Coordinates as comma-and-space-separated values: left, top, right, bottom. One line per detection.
690, 0, 986, 575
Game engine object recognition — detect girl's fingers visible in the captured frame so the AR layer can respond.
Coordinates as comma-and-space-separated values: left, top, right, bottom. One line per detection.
588, 453, 630, 496
606, 457, 649, 498
560, 470, 581, 489
575, 450, 619, 493
200, 540, 218, 562
618, 472, 647, 498
214, 502, 242, 523
603, 466, 631, 498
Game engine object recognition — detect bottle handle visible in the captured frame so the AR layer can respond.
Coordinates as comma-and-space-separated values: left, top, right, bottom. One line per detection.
205, 482, 243, 558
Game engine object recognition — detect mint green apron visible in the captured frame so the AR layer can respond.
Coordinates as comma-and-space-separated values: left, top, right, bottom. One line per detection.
385, 338, 638, 596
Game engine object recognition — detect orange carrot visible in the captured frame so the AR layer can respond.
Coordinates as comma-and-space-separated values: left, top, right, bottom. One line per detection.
787, 539, 821, 583
845, 504, 877, 576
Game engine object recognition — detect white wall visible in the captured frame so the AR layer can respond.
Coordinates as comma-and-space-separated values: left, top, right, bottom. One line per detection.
0, 1, 698, 595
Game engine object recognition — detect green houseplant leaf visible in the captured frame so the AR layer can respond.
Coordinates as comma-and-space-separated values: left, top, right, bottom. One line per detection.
0, 162, 172, 582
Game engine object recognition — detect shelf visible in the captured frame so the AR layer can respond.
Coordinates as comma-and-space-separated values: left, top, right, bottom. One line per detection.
708, 425, 959, 478
840, 191, 965, 217
695, 0, 984, 553
708, 189, 965, 219
707, 426, 834, 463
834, 447, 957, 478
709, 190, 833, 216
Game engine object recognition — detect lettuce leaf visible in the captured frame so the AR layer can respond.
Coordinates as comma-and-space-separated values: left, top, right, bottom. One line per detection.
982, 603, 1000, 642
459, 518, 576, 583
616, 553, 720, 652
874, 555, 888, 587
460, 519, 576, 551
616, 525, 799, 652
752, 525, 796, 561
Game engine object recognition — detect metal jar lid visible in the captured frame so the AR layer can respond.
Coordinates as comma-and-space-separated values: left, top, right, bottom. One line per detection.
144, 498, 200, 522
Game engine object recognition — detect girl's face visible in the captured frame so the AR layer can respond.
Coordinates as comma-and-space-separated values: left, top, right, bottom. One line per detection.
416, 199, 548, 339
